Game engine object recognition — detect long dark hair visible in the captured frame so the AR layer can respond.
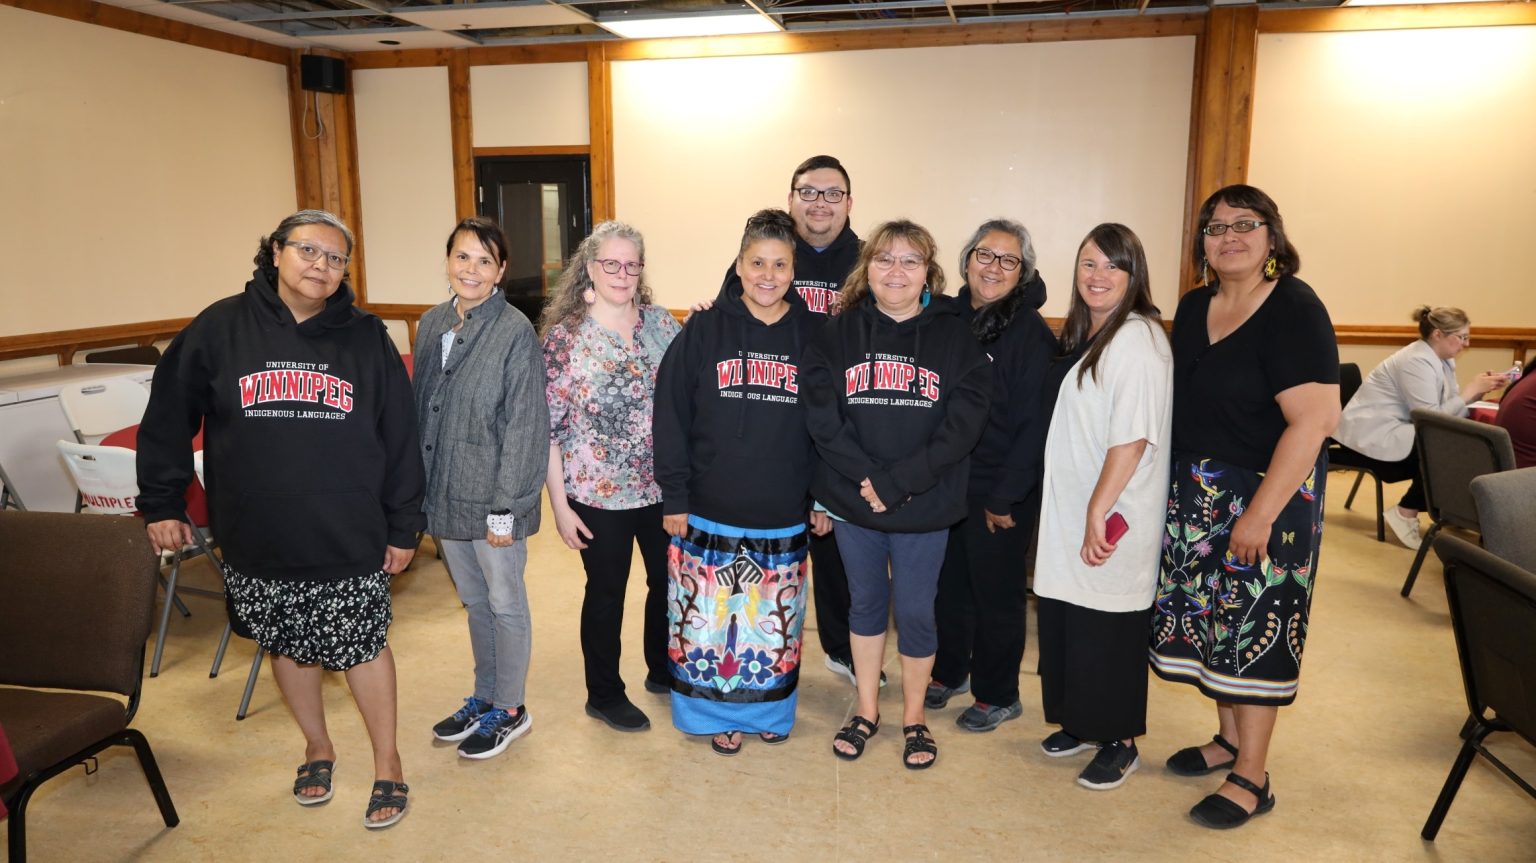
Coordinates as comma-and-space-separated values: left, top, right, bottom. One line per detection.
958, 218, 1038, 346
1059, 223, 1161, 386
1192, 184, 1301, 284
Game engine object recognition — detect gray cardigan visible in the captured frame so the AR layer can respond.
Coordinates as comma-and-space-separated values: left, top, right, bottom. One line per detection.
413, 295, 549, 541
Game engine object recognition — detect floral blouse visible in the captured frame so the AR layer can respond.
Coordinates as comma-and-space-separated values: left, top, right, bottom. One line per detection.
544, 304, 681, 509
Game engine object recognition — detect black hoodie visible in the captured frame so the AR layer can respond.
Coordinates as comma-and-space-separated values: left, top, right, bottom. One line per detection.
801, 294, 993, 532
136, 269, 427, 582
654, 280, 821, 528
717, 223, 861, 316
956, 284, 1059, 514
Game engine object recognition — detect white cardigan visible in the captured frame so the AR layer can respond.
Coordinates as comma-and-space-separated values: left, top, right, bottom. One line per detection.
1335, 339, 1464, 462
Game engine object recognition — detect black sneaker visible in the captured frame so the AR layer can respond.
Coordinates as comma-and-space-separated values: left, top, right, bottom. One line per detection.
585, 699, 651, 732
458, 707, 531, 760
1040, 730, 1099, 758
643, 677, 670, 695
432, 696, 491, 742
1076, 740, 1140, 790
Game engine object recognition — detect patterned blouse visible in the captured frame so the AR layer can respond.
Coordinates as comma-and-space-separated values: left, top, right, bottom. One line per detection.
544, 304, 681, 509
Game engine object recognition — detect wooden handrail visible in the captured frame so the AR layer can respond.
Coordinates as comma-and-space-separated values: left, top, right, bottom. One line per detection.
4, 314, 1533, 368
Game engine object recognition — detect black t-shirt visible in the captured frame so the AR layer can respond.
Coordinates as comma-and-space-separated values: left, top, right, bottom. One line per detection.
1171, 275, 1338, 472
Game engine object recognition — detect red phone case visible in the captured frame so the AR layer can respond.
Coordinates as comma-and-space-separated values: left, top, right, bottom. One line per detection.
1105, 512, 1129, 544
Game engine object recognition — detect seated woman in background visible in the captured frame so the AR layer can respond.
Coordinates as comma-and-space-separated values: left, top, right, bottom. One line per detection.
653, 209, 826, 756
1332, 306, 1507, 549
1494, 359, 1534, 469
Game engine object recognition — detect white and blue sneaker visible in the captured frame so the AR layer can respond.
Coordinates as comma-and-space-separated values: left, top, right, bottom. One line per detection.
458, 707, 532, 760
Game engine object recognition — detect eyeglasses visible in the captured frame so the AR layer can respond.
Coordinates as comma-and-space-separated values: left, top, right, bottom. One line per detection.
1201, 219, 1268, 236
972, 248, 1023, 272
871, 253, 925, 272
1446, 331, 1472, 345
594, 259, 644, 276
794, 187, 847, 203
283, 240, 349, 269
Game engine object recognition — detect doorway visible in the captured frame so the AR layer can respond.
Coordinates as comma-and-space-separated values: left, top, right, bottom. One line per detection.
476, 154, 592, 305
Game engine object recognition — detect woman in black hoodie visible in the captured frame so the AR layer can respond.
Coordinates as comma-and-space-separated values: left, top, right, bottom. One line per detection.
801, 220, 992, 769
928, 218, 1057, 733
653, 210, 826, 756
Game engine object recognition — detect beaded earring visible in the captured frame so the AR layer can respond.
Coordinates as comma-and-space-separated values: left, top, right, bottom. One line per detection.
583, 287, 597, 305
1264, 256, 1279, 279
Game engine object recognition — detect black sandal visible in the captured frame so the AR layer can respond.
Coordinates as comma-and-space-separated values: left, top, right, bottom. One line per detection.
292, 760, 334, 806
1166, 733, 1238, 777
363, 779, 410, 829
711, 731, 744, 756
902, 724, 938, 770
1189, 771, 1275, 830
832, 715, 879, 761
759, 731, 790, 745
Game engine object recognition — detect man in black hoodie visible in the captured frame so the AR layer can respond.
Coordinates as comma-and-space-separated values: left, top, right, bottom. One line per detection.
717, 155, 871, 687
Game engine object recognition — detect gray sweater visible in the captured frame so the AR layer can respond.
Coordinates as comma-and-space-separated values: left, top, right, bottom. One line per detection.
414, 295, 549, 541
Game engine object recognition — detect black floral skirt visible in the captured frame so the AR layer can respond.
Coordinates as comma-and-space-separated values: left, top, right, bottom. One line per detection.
223, 565, 392, 671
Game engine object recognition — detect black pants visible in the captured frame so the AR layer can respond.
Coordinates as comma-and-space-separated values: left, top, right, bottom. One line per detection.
809, 529, 853, 663
570, 500, 670, 707
932, 499, 1033, 705
1335, 441, 1425, 510
1036, 597, 1148, 742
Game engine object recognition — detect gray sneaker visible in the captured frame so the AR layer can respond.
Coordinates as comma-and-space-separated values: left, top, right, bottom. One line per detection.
924, 678, 971, 710
1077, 740, 1140, 790
955, 700, 1023, 732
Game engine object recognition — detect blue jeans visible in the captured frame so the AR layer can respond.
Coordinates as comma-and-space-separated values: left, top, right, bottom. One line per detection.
438, 537, 532, 709
834, 522, 948, 657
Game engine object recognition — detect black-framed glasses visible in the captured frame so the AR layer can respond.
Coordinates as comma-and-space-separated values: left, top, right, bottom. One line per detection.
595, 259, 644, 276
794, 187, 847, 203
972, 247, 1023, 272
282, 240, 349, 269
871, 253, 925, 272
1202, 219, 1268, 236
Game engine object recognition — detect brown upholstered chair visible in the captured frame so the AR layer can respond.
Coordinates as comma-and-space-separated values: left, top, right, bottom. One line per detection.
0, 511, 179, 862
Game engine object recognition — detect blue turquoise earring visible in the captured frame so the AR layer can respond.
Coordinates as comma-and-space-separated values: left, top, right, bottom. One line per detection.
920, 285, 931, 307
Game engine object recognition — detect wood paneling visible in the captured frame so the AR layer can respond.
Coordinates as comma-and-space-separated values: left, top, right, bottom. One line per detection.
1178, 5, 1258, 295
287, 50, 369, 301
1261, 2, 1536, 34
587, 43, 615, 224
474, 145, 591, 157
2, 0, 288, 64
449, 52, 477, 220
348, 43, 587, 70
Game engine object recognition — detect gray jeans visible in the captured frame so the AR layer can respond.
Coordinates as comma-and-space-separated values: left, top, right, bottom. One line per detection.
438, 537, 532, 709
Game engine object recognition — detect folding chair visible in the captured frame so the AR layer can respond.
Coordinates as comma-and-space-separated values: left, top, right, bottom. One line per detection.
55, 441, 222, 677
56, 378, 149, 444
191, 453, 266, 720
0, 460, 24, 511
1400, 409, 1516, 597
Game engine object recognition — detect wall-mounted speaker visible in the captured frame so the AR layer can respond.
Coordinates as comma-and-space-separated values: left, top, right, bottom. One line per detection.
300, 55, 347, 95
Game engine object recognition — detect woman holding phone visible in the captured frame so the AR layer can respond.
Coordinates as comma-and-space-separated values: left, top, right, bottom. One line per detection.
1033, 223, 1172, 791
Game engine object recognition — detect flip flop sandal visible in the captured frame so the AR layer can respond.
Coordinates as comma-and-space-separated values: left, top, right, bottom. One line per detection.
902, 724, 938, 771
1189, 772, 1275, 830
759, 731, 790, 745
364, 780, 410, 829
292, 760, 334, 806
832, 715, 879, 761
1166, 734, 1239, 777
711, 731, 744, 756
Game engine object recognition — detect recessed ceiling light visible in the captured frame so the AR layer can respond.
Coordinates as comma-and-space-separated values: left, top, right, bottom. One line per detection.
598, 10, 778, 40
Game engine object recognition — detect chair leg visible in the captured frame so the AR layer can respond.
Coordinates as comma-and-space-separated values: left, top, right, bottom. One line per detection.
1422, 719, 1492, 840
6, 778, 34, 863
237, 647, 264, 720
1373, 476, 1385, 543
150, 556, 185, 677
1344, 470, 1364, 509
122, 728, 180, 829
210, 622, 233, 678
1401, 520, 1444, 598
157, 573, 192, 618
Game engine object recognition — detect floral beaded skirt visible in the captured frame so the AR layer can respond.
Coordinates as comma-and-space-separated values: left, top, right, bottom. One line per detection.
665, 515, 808, 736
1148, 451, 1327, 707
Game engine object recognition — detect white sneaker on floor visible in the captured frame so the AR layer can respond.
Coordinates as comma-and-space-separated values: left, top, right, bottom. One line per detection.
1385, 507, 1423, 550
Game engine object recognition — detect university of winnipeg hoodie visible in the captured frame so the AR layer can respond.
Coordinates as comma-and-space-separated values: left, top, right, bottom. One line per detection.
801, 294, 993, 532
716, 223, 861, 317
654, 281, 821, 528
136, 269, 427, 582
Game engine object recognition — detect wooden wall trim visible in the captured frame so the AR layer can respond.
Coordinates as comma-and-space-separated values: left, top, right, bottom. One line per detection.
1177, 5, 1258, 296
587, 43, 616, 224
287, 50, 369, 302
1261, 2, 1536, 34
474, 145, 591, 157
340, 60, 368, 305
0, 319, 191, 365
349, 43, 587, 70
2, 0, 289, 64
449, 52, 477, 220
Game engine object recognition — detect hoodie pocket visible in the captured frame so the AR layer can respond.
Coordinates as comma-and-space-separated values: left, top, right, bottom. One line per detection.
226, 489, 386, 571
447, 442, 496, 504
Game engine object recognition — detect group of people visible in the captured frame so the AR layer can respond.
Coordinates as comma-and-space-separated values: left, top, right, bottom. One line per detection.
134, 152, 1380, 832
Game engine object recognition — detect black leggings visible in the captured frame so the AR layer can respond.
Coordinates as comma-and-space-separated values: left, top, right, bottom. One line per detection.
570, 499, 670, 707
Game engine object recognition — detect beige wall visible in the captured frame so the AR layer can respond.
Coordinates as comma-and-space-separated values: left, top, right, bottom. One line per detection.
471, 63, 589, 147
0, 5, 294, 339
1251, 25, 1536, 335
610, 38, 1196, 313
353, 66, 458, 308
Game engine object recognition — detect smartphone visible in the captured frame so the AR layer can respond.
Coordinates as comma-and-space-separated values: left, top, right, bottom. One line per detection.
1105, 512, 1129, 545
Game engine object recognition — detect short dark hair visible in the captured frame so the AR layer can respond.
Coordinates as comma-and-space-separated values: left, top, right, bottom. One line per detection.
253, 209, 354, 284
1192, 184, 1301, 280
738, 209, 797, 261
789, 155, 851, 195
445, 217, 511, 287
